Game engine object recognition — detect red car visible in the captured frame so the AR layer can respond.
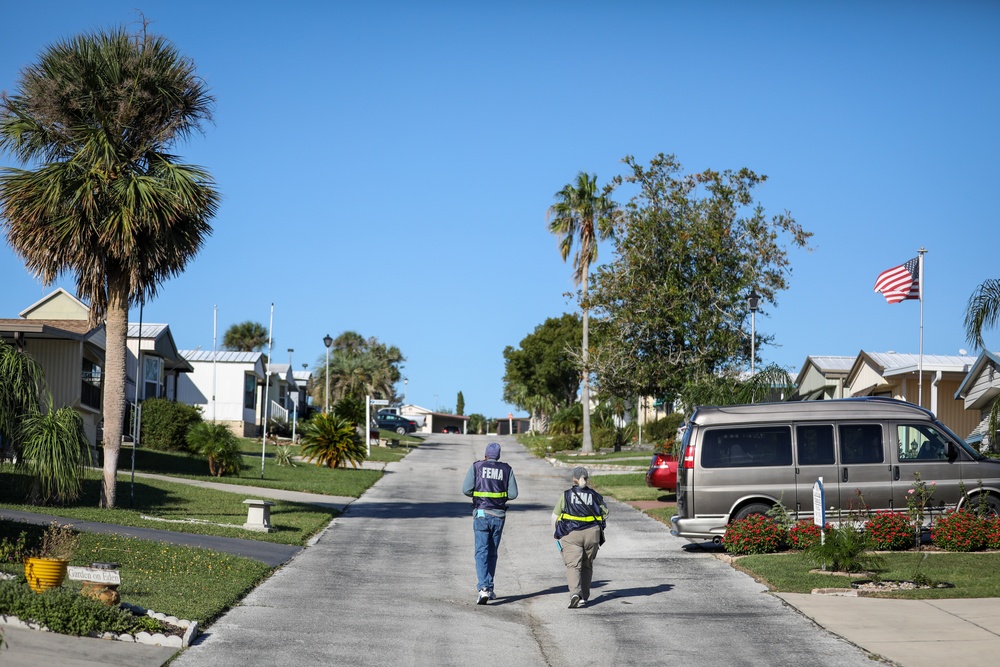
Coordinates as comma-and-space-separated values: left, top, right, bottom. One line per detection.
645, 453, 677, 491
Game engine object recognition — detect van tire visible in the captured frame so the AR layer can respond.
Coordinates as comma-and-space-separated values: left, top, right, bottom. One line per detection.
732, 503, 772, 523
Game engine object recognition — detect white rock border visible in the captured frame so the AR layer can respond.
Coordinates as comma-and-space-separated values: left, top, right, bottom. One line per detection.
0, 595, 198, 647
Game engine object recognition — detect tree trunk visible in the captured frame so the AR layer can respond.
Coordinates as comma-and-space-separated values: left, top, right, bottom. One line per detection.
99, 283, 129, 508
581, 265, 593, 453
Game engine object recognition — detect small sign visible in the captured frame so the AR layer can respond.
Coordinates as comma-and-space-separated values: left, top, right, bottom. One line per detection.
812, 477, 826, 527
68, 566, 121, 585
370, 399, 389, 406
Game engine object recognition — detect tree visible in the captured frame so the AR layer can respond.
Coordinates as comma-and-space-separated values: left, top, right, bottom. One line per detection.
223, 321, 270, 352
965, 278, 1000, 449
311, 332, 404, 407
456, 391, 465, 416
588, 154, 810, 401
0, 338, 44, 460
0, 25, 220, 507
186, 421, 242, 477
502, 313, 583, 433
548, 173, 617, 452
467, 413, 486, 434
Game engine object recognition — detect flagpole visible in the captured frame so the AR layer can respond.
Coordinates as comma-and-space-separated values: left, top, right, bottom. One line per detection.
917, 247, 927, 406
261, 303, 274, 479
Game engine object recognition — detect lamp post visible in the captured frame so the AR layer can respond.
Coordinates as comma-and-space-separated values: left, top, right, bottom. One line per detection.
287, 348, 293, 366
747, 289, 761, 375
403, 377, 408, 405
323, 334, 333, 413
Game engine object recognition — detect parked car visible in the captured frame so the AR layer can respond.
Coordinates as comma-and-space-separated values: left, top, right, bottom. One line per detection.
376, 413, 418, 435
442, 425, 461, 434
645, 452, 677, 491
670, 397, 1000, 544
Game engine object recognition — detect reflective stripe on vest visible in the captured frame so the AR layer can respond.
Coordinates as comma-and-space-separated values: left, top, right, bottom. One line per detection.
559, 512, 599, 522
474, 491, 508, 498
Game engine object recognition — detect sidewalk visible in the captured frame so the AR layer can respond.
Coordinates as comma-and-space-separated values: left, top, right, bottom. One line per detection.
776, 593, 1000, 667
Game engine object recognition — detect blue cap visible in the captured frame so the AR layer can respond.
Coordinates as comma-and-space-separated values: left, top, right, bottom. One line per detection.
485, 442, 501, 460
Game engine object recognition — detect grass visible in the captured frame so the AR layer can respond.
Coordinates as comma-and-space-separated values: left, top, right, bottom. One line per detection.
735, 551, 1000, 599
127, 446, 384, 497
0, 435, 421, 636
1, 520, 272, 625
0, 467, 338, 546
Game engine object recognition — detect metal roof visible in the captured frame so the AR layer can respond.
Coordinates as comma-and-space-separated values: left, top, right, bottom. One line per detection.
179, 349, 262, 363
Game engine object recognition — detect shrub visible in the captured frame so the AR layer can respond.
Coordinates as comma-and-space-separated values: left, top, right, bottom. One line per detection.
549, 434, 581, 451
866, 511, 915, 551
140, 398, 203, 451
268, 417, 292, 438
644, 412, 684, 449
788, 521, 823, 550
932, 510, 987, 552
186, 422, 242, 476
0, 579, 167, 637
804, 522, 884, 573
299, 413, 367, 469
17, 401, 89, 503
722, 514, 785, 555
983, 516, 1000, 550
274, 445, 297, 467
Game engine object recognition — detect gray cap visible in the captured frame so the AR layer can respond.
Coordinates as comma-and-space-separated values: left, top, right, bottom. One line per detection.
572, 466, 589, 481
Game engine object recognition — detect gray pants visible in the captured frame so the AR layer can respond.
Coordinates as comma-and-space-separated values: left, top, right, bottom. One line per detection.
560, 525, 601, 599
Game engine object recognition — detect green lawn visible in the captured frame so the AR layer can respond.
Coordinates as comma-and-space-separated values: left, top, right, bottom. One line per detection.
128, 446, 384, 496
0, 467, 337, 545
0, 521, 271, 625
735, 551, 1000, 599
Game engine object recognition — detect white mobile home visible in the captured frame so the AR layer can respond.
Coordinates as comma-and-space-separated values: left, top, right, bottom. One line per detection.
176, 350, 266, 437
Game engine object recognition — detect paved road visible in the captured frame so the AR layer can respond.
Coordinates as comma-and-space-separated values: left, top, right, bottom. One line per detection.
171, 434, 875, 667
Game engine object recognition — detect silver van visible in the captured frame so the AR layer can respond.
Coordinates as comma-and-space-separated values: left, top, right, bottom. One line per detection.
670, 397, 1000, 543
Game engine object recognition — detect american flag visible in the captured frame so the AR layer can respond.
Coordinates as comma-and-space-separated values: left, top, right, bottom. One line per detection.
874, 257, 920, 304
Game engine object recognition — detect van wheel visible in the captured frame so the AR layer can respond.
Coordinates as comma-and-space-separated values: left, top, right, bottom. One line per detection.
732, 503, 772, 523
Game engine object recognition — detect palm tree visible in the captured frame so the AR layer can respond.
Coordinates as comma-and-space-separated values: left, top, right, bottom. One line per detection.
0, 26, 219, 507
299, 413, 367, 469
548, 172, 616, 452
0, 338, 45, 460
223, 321, 271, 352
965, 278, 1000, 352
965, 278, 1000, 449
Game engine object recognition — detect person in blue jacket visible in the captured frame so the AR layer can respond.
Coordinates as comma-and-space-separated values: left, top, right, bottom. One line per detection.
462, 442, 518, 605
552, 467, 609, 608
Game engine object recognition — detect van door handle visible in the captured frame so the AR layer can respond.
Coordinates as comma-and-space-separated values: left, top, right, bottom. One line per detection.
842, 468, 848, 483
893, 466, 900, 481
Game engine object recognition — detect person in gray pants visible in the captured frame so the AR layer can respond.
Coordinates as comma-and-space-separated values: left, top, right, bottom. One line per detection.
551, 467, 609, 608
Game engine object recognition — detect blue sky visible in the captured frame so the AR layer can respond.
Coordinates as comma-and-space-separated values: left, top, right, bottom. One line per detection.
1, 1, 998, 418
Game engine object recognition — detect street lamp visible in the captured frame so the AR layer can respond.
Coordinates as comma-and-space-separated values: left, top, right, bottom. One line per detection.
747, 290, 761, 375
287, 348, 294, 366
323, 334, 333, 413
403, 377, 408, 405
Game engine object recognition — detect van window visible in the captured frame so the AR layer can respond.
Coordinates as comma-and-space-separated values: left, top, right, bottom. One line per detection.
701, 426, 792, 468
898, 424, 950, 461
839, 424, 883, 464
797, 424, 835, 465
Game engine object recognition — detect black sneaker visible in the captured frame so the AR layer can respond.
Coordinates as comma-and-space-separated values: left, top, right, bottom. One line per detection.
568, 594, 581, 608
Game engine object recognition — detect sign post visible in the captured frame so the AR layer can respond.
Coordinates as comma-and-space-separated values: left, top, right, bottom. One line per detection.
813, 477, 826, 569
367, 398, 390, 456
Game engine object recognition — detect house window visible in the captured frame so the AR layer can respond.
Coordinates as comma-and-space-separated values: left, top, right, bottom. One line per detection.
143, 356, 161, 400
279, 385, 287, 407
81, 359, 102, 409
244, 374, 256, 409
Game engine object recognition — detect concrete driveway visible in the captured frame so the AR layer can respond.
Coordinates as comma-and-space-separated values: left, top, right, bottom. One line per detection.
171, 434, 875, 667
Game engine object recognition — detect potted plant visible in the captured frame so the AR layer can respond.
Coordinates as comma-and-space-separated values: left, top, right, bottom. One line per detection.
24, 521, 80, 593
